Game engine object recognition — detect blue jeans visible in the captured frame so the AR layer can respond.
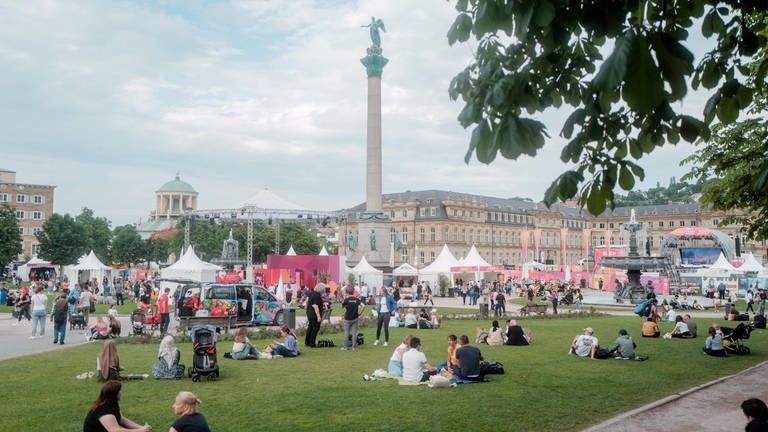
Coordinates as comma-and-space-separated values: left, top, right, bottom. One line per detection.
272, 344, 297, 357
343, 319, 359, 348
53, 321, 66, 342
31, 309, 46, 336
231, 344, 258, 359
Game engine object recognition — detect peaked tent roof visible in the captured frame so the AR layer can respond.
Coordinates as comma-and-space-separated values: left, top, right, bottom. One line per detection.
393, 262, 419, 276
22, 257, 53, 267
239, 188, 310, 211
74, 251, 111, 271
463, 244, 491, 267
708, 252, 740, 272
351, 256, 382, 275
738, 253, 765, 272
318, 246, 329, 256
166, 246, 222, 271
420, 244, 460, 274
286, 245, 297, 256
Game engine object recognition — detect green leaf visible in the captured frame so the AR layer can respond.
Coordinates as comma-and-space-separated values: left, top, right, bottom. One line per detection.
455, 0, 469, 12
513, 3, 535, 40
544, 181, 559, 206
557, 171, 581, 199
560, 108, 585, 138
533, 0, 556, 27
586, 181, 607, 215
614, 140, 628, 159
716, 96, 739, 123
470, 121, 494, 164
623, 35, 664, 113
447, 13, 473, 46
618, 165, 635, 190
592, 32, 632, 91
679, 115, 706, 142
651, 33, 694, 100
457, 102, 476, 128
498, 117, 523, 160
628, 138, 642, 159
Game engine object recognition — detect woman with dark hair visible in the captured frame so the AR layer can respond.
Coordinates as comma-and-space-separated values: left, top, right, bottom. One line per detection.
702, 325, 726, 357
504, 319, 529, 346
83, 380, 151, 432
266, 326, 299, 357
741, 398, 768, 432
486, 320, 504, 346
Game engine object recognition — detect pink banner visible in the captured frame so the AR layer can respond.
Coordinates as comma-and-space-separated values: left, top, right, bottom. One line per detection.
560, 228, 568, 263
582, 228, 591, 258
533, 229, 542, 260
521, 229, 529, 261
604, 229, 611, 254
265, 255, 340, 289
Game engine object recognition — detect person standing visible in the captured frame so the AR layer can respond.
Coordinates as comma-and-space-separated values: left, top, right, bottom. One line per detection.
15, 286, 31, 325
51, 292, 69, 344
746, 290, 756, 314
78, 285, 94, 325
30, 286, 48, 338
305, 283, 325, 348
423, 284, 434, 306
158, 288, 170, 335
341, 286, 364, 351
374, 287, 397, 347
494, 290, 506, 317
717, 281, 726, 300
114, 280, 124, 306
169, 391, 211, 432
551, 291, 559, 315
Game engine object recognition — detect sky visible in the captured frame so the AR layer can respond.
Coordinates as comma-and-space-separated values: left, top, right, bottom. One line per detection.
1, 1, 708, 227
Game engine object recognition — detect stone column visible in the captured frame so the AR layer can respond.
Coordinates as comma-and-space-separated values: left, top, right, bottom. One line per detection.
366, 75, 382, 212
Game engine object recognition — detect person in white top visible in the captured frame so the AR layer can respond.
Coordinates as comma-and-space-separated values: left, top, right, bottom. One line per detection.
401, 337, 438, 382
664, 316, 692, 339
30, 286, 48, 338
78, 286, 94, 325
570, 327, 598, 359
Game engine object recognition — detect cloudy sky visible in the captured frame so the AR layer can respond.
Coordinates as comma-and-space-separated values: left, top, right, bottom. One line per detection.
2, 1, 706, 227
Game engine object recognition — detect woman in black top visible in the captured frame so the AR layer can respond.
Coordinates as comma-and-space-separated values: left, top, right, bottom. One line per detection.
170, 391, 211, 432
504, 319, 529, 346
83, 380, 151, 432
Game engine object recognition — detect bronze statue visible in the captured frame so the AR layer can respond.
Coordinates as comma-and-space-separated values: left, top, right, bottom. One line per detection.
362, 17, 386, 47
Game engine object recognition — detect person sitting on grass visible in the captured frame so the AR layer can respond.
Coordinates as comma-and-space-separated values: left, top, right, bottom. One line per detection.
387, 335, 412, 377
403, 308, 418, 329
570, 327, 598, 360
684, 314, 698, 338
486, 320, 504, 346
417, 308, 432, 329
605, 329, 636, 359
475, 327, 489, 344
227, 327, 259, 360
703, 325, 726, 357
642, 317, 660, 338
83, 380, 151, 432
692, 300, 705, 310
430, 310, 441, 329
664, 316, 693, 339
265, 326, 300, 357
97, 340, 122, 382
504, 319, 529, 346
152, 335, 185, 379
452, 334, 485, 381
170, 391, 211, 432
90, 316, 111, 341
402, 336, 438, 383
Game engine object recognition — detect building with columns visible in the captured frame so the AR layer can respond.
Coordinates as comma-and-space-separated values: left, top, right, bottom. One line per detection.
136, 173, 198, 239
339, 190, 766, 268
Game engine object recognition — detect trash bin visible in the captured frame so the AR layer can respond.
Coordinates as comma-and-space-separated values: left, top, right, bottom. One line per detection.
284, 307, 296, 329
479, 303, 489, 319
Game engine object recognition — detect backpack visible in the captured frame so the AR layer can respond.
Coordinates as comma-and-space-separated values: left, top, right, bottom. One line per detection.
634, 299, 651, 316
481, 361, 504, 375
316, 340, 335, 348
54, 299, 68, 323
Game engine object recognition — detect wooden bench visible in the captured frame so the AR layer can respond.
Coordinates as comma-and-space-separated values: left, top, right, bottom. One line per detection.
520, 304, 548, 317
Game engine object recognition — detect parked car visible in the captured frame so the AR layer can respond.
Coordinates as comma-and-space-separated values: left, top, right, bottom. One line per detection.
178, 283, 284, 327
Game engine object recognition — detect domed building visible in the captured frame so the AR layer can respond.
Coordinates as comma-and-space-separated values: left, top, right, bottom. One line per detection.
136, 172, 198, 239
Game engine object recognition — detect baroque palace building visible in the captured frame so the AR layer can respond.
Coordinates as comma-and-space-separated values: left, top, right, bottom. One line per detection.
341, 190, 765, 268
0, 168, 55, 259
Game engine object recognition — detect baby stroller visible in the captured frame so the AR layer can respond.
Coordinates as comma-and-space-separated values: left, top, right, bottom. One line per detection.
722, 323, 754, 355
129, 309, 146, 336
140, 303, 161, 332
188, 324, 220, 382
69, 311, 86, 330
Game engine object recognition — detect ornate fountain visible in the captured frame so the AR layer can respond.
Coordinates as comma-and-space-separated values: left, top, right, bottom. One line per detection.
598, 210, 672, 304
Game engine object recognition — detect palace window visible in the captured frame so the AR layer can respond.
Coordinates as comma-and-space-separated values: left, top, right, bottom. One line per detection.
402, 227, 408, 243
430, 227, 436, 241
420, 227, 425, 242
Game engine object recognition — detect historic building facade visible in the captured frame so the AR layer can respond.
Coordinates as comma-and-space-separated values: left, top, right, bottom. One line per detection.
0, 168, 55, 259
341, 190, 764, 268
136, 172, 198, 239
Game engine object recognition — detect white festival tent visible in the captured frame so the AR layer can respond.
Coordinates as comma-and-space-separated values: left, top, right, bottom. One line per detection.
318, 246, 329, 256
738, 253, 766, 273
419, 244, 460, 286
521, 260, 546, 280
18, 257, 55, 282
456, 244, 493, 280
706, 252, 742, 274
564, 265, 572, 281
286, 245, 297, 256
393, 263, 419, 277
350, 256, 384, 289
64, 251, 112, 286
162, 246, 222, 283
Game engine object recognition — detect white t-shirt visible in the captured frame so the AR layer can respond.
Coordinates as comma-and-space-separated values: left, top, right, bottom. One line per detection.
665, 309, 676, 322
108, 308, 119, 319
31, 293, 47, 311
379, 297, 389, 313
404, 313, 418, 326
79, 291, 93, 306
402, 348, 428, 382
390, 343, 407, 362
673, 322, 689, 334
574, 335, 598, 357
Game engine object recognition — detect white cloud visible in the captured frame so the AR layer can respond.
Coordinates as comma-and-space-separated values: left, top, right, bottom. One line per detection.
1, 0, 708, 226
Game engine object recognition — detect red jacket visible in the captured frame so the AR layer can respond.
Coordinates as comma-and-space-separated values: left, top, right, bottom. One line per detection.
158, 294, 169, 314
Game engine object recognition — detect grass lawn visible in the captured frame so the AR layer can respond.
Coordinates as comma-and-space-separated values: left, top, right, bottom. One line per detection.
0, 314, 765, 432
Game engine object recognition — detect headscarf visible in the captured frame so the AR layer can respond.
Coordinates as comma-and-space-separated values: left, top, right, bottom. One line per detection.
98, 340, 120, 381
158, 335, 177, 367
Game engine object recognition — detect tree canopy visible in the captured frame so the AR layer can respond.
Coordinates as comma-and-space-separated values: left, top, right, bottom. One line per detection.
448, 0, 768, 216
75, 208, 112, 261
36, 213, 87, 266
0, 204, 22, 266
110, 225, 145, 264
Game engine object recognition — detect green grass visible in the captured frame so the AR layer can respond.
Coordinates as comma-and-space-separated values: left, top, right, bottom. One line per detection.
0, 314, 765, 431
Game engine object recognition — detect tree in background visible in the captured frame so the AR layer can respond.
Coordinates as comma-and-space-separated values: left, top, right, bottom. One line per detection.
278, 223, 321, 255
110, 225, 145, 265
75, 208, 112, 261
448, 0, 767, 215
36, 213, 87, 266
0, 203, 22, 267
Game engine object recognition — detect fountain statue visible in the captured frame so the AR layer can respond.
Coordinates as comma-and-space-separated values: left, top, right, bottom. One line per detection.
598, 209, 672, 304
